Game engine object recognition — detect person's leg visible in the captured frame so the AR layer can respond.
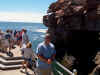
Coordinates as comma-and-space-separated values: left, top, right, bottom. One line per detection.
36, 68, 41, 75
44, 67, 52, 75
8, 39, 12, 51
19, 39, 22, 48
21, 61, 26, 69
36, 68, 52, 75
20, 60, 27, 73
25, 61, 28, 73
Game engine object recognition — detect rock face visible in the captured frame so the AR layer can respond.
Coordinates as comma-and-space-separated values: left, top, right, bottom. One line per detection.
43, 0, 100, 75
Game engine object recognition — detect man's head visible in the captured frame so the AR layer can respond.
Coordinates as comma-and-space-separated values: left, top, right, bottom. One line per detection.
22, 29, 27, 33
44, 33, 51, 45
58, 0, 65, 3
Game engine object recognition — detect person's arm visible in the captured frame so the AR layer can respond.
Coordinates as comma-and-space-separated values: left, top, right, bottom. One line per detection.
38, 54, 55, 64
51, 54, 56, 61
47, 54, 56, 64
48, 45, 56, 63
37, 54, 48, 63
36, 45, 49, 64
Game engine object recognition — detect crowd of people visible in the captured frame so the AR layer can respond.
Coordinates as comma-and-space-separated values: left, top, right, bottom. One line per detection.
0, 29, 29, 53
0, 28, 56, 75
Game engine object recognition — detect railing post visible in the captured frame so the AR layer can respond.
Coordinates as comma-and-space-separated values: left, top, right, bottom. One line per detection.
53, 61, 78, 75
73, 69, 77, 75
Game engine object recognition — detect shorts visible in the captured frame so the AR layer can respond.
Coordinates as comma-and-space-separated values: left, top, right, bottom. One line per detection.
17, 37, 21, 41
36, 67, 52, 75
22, 57, 33, 66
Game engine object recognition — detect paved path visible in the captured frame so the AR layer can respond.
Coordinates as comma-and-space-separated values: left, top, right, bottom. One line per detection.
0, 45, 22, 57
0, 69, 35, 75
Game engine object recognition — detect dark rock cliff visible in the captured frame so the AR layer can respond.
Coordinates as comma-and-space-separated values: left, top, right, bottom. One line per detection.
43, 0, 100, 75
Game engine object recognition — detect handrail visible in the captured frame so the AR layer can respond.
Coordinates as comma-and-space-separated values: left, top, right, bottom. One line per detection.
54, 61, 77, 75
33, 54, 77, 75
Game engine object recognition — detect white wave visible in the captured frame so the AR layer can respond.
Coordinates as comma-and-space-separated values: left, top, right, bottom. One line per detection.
35, 29, 47, 33
40, 35, 45, 38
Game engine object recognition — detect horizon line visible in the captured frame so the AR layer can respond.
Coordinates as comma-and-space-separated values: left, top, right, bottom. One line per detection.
0, 21, 43, 23
0, 12, 44, 23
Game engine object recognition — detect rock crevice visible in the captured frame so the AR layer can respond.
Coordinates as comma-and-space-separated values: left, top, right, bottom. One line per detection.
43, 0, 100, 74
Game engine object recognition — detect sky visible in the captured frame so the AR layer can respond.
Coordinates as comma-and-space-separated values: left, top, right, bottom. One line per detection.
0, 0, 57, 23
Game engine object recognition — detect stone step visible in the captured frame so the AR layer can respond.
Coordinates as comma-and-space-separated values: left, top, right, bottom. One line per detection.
0, 57, 24, 65
0, 55, 23, 60
0, 64, 22, 70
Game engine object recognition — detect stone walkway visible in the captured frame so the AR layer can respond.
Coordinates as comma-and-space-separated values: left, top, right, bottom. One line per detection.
0, 69, 35, 75
0, 45, 22, 57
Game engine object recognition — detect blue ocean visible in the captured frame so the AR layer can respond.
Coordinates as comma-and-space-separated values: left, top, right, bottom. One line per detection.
0, 22, 47, 52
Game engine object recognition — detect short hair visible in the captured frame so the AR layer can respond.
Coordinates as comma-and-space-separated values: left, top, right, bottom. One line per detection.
6, 29, 10, 33
26, 42, 32, 48
45, 33, 51, 39
22, 29, 27, 32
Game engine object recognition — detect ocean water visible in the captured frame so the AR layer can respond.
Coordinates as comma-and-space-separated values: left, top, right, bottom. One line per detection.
0, 22, 47, 52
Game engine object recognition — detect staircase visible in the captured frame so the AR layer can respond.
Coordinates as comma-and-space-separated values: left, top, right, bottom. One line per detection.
0, 45, 77, 75
0, 55, 24, 70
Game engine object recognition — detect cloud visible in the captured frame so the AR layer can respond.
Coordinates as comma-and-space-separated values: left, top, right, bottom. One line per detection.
0, 12, 44, 23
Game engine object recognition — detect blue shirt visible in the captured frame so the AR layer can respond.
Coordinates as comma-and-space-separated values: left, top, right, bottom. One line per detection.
36, 42, 56, 69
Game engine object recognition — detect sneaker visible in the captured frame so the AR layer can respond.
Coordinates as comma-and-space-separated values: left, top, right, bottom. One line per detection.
20, 68, 25, 73
26, 72, 29, 75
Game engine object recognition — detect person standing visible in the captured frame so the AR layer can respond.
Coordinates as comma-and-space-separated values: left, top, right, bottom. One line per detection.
36, 33, 56, 75
20, 42, 35, 73
21, 29, 29, 48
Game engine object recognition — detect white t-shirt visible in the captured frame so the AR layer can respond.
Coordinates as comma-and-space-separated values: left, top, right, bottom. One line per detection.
22, 32, 29, 44
21, 48, 34, 59
21, 44, 26, 48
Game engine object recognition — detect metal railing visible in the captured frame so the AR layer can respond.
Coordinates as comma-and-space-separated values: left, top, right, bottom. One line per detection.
52, 61, 77, 75
33, 54, 77, 75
